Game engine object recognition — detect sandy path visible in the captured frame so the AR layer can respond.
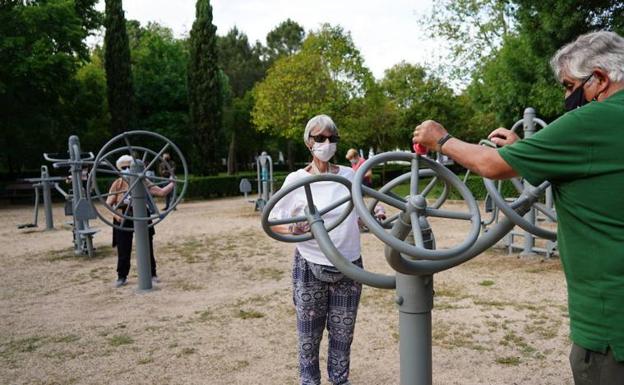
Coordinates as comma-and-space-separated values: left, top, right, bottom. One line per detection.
0, 198, 571, 385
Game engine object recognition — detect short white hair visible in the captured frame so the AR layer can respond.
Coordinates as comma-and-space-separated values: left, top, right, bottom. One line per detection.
116, 155, 133, 170
303, 114, 338, 144
550, 30, 624, 82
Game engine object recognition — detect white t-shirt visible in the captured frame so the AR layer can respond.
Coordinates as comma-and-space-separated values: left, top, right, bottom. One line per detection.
270, 165, 361, 266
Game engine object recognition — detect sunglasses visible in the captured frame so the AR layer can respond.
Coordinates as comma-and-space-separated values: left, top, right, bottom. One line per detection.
310, 134, 340, 143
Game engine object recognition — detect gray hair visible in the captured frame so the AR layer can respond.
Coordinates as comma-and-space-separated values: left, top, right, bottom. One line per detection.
116, 154, 133, 169
550, 30, 624, 82
303, 114, 338, 144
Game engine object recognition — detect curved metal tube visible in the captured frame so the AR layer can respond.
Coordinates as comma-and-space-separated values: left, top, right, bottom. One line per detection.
385, 213, 518, 275
353, 152, 481, 261
310, 209, 396, 289
260, 174, 354, 243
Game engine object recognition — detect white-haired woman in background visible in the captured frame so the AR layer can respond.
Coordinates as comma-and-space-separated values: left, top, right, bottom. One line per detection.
106, 155, 175, 288
270, 115, 382, 385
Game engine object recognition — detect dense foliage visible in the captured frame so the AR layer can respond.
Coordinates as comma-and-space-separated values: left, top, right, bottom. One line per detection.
2, 0, 623, 182
187, 0, 223, 175
104, 0, 135, 134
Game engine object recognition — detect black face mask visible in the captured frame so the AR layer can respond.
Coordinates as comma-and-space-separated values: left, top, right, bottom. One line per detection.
564, 75, 592, 111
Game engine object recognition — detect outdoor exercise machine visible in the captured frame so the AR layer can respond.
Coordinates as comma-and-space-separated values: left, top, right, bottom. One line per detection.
482, 107, 557, 257
43, 136, 99, 257
255, 151, 273, 211
17, 165, 66, 230
238, 151, 274, 211
88, 130, 187, 291
261, 149, 554, 385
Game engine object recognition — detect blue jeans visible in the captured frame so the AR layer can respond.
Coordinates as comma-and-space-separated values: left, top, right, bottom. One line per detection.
292, 250, 362, 385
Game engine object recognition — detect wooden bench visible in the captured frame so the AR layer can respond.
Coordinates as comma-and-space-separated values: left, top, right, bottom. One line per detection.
2, 181, 36, 204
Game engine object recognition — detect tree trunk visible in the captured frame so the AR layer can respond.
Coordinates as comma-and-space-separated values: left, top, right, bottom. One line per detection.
227, 131, 236, 175
287, 140, 294, 171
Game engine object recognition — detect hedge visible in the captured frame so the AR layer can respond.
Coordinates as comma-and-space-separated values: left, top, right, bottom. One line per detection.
2, 167, 520, 204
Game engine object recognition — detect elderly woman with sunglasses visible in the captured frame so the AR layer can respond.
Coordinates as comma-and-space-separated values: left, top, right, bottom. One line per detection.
269, 115, 363, 385
106, 155, 175, 288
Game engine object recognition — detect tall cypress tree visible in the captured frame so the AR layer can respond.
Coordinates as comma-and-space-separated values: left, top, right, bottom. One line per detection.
188, 0, 223, 175
104, 0, 135, 134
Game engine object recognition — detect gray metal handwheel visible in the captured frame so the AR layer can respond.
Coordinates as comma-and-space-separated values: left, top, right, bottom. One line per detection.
478, 139, 557, 240
483, 177, 557, 240
261, 174, 354, 243
352, 152, 481, 260
367, 169, 450, 229
87, 130, 188, 232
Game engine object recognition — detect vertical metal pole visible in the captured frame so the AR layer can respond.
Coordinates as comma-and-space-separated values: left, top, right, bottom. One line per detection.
256, 156, 262, 201
268, 155, 274, 197
545, 186, 554, 222
396, 273, 433, 385
33, 186, 40, 226
521, 108, 536, 256
69, 136, 85, 253
130, 160, 153, 291
261, 153, 270, 204
41, 166, 54, 230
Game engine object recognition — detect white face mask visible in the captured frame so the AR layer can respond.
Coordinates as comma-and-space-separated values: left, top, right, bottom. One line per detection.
311, 142, 337, 162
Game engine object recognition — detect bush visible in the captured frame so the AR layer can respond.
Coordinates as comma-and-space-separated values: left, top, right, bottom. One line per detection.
184, 173, 289, 199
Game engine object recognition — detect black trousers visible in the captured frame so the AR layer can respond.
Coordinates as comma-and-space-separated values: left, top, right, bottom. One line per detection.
164, 192, 173, 210
113, 219, 156, 279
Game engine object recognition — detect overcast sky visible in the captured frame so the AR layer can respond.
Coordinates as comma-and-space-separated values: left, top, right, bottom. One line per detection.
95, 0, 448, 80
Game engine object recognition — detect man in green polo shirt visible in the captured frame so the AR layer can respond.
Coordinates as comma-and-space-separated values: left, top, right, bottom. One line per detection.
412, 30, 624, 385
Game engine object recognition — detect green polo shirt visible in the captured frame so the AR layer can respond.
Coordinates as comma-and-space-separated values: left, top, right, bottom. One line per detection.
498, 90, 624, 361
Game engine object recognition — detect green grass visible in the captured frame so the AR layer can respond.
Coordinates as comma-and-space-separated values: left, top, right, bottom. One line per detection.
108, 334, 134, 346
252, 267, 284, 281
179, 347, 196, 356
51, 334, 81, 344
495, 356, 521, 366
237, 309, 265, 319
478, 280, 495, 287
1, 336, 45, 355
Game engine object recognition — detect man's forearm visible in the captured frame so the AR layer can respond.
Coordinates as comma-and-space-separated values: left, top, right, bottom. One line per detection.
441, 138, 517, 179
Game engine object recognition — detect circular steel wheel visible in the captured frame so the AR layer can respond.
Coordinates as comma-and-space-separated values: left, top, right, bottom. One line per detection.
352, 152, 481, 260
477, 138, 557, 240
87, 130, 188, 231
366, 169, 450, 229
483, 177, 557, 240
261, 174, 354, 243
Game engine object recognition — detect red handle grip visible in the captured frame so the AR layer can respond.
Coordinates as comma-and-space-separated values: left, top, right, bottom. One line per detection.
413, 143, 428, 155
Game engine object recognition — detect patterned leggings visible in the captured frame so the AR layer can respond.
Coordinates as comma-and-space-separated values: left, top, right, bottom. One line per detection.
292, 251, 363, 385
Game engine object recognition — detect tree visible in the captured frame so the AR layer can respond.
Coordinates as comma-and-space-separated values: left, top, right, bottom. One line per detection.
425, 0, 516, 84
515, 0, 624, 57
340, 84, 401, 152
131, 22, 191, 155
66, 51, 111, 152
217, 27, 266, 174
381, 62, 466, 143
252, 24, 374, 168
253, 51, 336, 142
264, 18, 305, 63
188, 0, 223, 175
0, 0, 100, 173
104, 0, 135, 134
464, 0, 624, 130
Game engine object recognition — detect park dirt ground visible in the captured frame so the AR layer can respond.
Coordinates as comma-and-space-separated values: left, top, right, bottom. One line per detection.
0, 197, 571, 385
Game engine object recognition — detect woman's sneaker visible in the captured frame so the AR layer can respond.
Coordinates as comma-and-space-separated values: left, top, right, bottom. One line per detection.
115, 277, 127, 287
